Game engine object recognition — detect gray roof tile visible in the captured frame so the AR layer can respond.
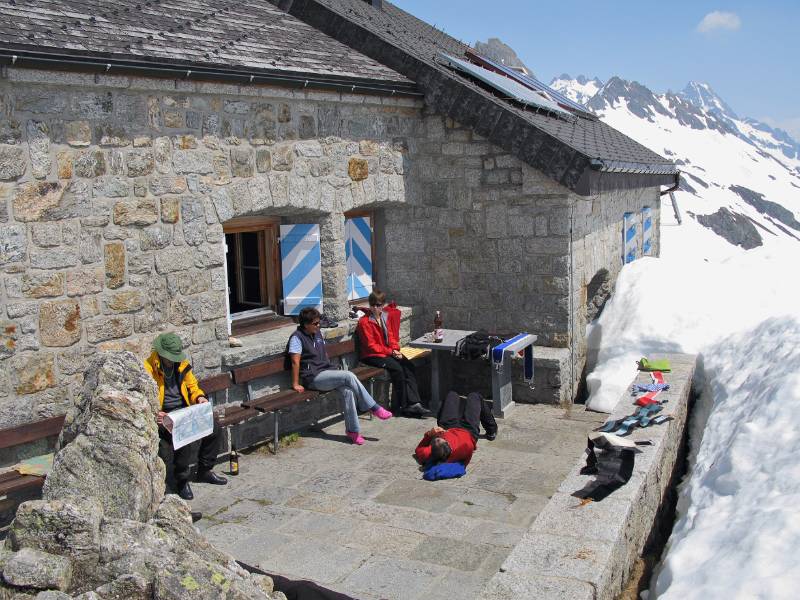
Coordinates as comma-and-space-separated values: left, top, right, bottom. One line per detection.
0, 0, 411, 84
303, 0, 676, 176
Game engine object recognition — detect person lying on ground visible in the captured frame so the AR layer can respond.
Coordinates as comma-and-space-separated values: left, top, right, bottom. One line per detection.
414, 391, 487, 467
356, 290, 430, 418
288, 307, 392, 445
144, 332, 228, 501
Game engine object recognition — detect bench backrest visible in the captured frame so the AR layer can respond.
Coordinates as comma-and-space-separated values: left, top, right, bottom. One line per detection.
0, 415, 65, 450
232, 337, 358, 385
232, 356, 285, 385
198, 373, 233, 394
326, 338, 356, 359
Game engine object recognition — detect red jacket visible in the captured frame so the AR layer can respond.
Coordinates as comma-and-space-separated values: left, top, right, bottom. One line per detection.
356, 313, 400, 358
415, 428, 476, 466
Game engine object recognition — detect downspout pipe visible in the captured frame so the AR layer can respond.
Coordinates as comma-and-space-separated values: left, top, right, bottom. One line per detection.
659, 171, 681, 196
660, 172, 682, 225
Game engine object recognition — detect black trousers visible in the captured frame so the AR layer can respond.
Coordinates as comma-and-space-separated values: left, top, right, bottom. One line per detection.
436, 391, 497, 439
158, 421, 221, 485
437, 391, 482, 440
361, 355, 422, 411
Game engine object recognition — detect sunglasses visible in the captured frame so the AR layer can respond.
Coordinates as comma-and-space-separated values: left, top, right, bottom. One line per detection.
310, 320, 321, 326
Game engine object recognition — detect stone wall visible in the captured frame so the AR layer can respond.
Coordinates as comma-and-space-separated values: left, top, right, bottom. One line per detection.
384, 114, 661, 404
0, 65, 660, 428
0, 67, 417, 428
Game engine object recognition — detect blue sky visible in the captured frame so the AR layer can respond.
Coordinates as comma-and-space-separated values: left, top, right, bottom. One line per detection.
392, 1, 800, 139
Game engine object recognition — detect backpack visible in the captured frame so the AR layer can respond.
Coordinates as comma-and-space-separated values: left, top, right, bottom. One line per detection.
453, 330, 504, 360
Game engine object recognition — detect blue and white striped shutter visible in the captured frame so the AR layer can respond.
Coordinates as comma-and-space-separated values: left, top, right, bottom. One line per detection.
345, 216, 373, 300
623, 212, 637, 264
641, 207, 653, 256
280, 224, 323, 315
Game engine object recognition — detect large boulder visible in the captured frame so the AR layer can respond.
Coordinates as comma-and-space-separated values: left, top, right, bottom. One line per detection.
43, 352, 165, 521
1, 549, 72, 592
1, 350, 282, 599
7, 498, 101, 585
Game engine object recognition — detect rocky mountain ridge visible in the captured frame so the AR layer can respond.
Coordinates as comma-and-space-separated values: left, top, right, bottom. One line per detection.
473, 38, 535, 77
549, 74, 800, 251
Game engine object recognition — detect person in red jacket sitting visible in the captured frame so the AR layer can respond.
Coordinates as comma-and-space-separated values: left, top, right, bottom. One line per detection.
415, 391, 483, 466
357, 290, 430, 418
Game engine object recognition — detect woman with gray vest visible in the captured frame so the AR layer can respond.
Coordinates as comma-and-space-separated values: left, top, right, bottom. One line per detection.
288, 307, 393, 445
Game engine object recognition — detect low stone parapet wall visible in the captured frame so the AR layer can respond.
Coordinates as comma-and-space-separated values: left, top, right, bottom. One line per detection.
479, 353, 697, 600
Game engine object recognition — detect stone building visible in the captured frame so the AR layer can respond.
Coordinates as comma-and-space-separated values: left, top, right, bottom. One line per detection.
0, 0, 677, 430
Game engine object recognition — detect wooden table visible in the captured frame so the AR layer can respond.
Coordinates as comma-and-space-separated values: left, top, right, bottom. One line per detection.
409, 329, 475, 415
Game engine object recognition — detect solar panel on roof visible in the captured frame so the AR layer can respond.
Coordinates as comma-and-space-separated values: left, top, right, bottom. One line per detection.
468, 52, 597, 119
440, 53, 574, 119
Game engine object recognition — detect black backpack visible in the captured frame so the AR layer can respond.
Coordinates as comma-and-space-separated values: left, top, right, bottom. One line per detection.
453, 330, 504, 360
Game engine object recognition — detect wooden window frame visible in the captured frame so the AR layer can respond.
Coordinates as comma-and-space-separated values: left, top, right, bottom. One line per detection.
223, 217, 290, 336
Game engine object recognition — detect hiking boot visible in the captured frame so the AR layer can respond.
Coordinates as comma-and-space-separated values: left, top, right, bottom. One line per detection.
403, 403, 431, 418
485, 428, 498, 441
196, 469, 228, 485
177, 482, 194, 501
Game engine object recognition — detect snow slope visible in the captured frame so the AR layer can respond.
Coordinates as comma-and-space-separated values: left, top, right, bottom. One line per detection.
548, 74, 601, 105
550, 76, 800, 255
579, 222, 800, 599
547, 74, 800, 597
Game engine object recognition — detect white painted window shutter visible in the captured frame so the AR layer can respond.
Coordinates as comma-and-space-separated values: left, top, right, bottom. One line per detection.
623, 212, 637, 264
280, 224, 323, 315
641, 207, 653, 256
345, 216, 373, 300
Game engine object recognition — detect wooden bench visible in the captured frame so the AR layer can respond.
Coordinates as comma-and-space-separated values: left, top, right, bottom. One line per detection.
0, 415, 65, 501
0, 374, 235, 502
232, 338, 389, 453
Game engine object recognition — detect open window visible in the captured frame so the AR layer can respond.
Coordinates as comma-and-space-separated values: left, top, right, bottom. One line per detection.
223, 217, 290, 336
345, 210, 375, 302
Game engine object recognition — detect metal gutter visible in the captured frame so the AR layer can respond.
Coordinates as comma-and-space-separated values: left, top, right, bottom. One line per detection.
590, 157, 679, 176
0, 48, 422, 98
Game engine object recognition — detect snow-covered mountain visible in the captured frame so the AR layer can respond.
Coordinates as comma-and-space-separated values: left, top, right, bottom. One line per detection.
550, 75, 800, 255
548, 74, 602, 106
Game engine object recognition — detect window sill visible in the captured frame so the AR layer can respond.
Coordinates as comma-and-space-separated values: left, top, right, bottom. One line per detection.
231, 314, 293, 337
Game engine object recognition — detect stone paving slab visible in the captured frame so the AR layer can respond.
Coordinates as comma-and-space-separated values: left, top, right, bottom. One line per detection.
191, 403, 605, 600
481, 353, 697, 600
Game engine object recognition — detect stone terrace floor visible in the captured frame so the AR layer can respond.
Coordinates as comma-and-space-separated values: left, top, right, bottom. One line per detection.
192, 404, 606, 600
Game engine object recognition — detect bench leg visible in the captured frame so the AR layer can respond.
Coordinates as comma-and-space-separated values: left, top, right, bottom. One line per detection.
368, 378, 375, 420
273, 411, 279, 455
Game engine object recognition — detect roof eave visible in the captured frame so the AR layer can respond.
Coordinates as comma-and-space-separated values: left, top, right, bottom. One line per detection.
273, 0, 676, 195
0, 45, 420, 98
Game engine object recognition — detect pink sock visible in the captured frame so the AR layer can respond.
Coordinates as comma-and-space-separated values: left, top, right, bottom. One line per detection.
371, 406, 393, 420
346, 431, 365, 445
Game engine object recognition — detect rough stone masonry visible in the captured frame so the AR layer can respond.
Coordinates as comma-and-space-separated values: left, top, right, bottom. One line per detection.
0, 67, 659, 430
0, 351, 284, 600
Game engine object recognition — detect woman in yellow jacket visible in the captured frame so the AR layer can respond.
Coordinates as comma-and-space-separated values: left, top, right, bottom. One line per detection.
145, 332, 227, 500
